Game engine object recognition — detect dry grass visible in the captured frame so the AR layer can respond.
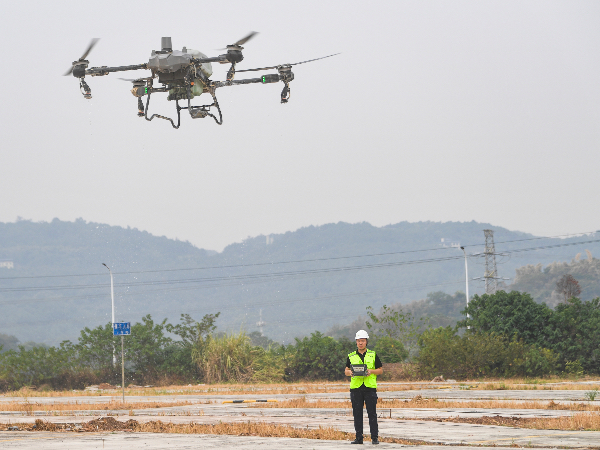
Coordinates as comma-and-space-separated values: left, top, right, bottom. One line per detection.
0, 400, 194, 412
3, 377, 600, 398
406, 411, 600, 431
2, 383, 351, 398
529, 411, 600, 430
249, 396, 600, 412
0, 417, 426, 444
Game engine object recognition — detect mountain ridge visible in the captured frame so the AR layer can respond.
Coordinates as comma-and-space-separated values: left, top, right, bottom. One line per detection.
1, 218, 598, 345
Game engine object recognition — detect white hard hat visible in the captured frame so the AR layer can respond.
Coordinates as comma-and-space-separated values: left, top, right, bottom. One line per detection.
355, 330, 369, 340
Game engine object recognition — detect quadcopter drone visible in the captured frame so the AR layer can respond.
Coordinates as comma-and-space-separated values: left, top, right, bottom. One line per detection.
65, 33, 337, 128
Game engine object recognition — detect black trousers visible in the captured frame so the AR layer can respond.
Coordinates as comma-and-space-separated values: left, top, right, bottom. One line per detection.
350, 388, 378, 440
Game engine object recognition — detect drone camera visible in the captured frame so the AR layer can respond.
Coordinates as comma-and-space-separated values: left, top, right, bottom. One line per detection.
261, 74, 279, 84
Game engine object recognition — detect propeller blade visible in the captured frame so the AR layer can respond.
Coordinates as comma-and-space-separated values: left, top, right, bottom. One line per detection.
63, 38, 100, 76
232, 31, 258, 47
236, 53, 340, 73
118, 77, 152, 82
217, 31, 259, 50
80, 38, 100, 60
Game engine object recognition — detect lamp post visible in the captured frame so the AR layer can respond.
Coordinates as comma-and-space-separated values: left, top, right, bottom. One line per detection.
102, 263, 116, 366
460, 247, 470, 321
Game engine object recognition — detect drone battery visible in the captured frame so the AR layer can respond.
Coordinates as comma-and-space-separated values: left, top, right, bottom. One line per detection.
351, 364, 368, 377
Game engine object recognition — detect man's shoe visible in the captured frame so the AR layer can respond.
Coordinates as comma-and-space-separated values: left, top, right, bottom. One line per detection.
372, 437, 379, 445
351, 438, 363, 444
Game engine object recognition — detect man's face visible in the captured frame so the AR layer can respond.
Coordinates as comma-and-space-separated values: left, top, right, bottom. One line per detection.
356, 338, 367, 351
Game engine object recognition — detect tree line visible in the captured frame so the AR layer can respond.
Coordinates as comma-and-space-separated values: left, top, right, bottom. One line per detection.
2, 289, 600, 390
0, 311, 407, 391
418, 291, 600, 379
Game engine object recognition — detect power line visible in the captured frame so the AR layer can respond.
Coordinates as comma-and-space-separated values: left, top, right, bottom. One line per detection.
0, 255, 465, 293
1, 231, 597, 281
0, 280, 465, 329
4, 237, 600, 295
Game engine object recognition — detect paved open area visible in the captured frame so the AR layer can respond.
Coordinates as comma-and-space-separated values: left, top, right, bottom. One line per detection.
0, 432, 580, 450
2, 381, 600, 448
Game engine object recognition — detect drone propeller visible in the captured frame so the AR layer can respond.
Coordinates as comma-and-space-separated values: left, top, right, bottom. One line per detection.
235, 53, 340, 73
118, 77, 153, 84
64, 38, 100, 76
218, 31, 258, 51
231, 31, 258, 48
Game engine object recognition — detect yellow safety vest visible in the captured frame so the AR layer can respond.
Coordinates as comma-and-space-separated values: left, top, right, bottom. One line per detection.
348, 349, 377, 389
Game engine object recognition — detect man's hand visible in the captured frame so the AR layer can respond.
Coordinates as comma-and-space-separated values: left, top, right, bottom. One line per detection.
345, 367, 353, 377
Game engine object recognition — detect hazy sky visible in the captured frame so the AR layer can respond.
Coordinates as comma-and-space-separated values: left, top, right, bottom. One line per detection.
1, 1, 599, 251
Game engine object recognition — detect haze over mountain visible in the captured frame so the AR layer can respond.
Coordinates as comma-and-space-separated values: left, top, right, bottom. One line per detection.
1, 218, 599, 346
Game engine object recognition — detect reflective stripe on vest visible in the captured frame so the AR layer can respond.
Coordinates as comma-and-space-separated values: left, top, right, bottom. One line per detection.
348, 349, 377, 389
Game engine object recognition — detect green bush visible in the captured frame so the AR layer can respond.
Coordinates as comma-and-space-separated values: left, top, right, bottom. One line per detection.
286, 332, 355, 381
462, 292, 600, 375
564, 360, 584, 377
417, 327, 558, 379
373, 336, 408, 363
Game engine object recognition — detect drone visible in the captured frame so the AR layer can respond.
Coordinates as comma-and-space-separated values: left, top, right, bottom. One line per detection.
65, 33, 337, 128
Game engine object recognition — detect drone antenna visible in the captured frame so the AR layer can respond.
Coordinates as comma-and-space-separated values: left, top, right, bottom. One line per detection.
161, 37, 172, 52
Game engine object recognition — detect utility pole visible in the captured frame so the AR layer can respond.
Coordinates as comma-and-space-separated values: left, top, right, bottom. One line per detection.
102, 263, 117, 366
483, 230, 499, 295
460, 247, 470, 312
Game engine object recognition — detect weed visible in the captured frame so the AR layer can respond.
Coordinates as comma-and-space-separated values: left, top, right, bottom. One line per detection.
585, 389, 599, 401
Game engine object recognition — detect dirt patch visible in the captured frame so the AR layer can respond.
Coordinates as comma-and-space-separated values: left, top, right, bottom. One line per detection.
416, 415, 538, 427
0, 417, 429, 445
84, 417, 138, 431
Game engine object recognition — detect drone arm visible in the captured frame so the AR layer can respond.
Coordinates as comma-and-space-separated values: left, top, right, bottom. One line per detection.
193, 55, 229, 64
213, 74, 279, 89
85, 63, 148, 76
213, 73, 290, 103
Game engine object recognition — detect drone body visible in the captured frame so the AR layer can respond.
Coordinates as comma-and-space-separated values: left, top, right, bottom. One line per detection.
65, 35, 337, 128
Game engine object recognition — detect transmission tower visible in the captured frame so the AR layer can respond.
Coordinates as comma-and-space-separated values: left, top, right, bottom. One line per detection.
483, 229, 499, 294
256, 309, 265, 336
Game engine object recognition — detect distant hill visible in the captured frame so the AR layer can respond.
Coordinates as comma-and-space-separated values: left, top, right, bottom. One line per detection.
1, 218, 599, 345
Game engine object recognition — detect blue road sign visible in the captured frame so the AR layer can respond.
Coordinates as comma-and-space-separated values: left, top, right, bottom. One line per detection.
113, 322, 131, 336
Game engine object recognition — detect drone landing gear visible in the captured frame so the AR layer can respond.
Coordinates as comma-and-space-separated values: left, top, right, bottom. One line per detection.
143, 91, 181, 129
142, 91, 223, 128
181, 89, 223, 125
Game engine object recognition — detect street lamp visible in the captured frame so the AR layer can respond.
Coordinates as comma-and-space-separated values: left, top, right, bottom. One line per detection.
459, 247, 470, 321
102, 263, 116, 366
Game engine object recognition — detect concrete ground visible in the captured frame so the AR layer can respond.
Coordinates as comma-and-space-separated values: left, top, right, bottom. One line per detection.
2, 382, 600, 448
0, 432, 580, 450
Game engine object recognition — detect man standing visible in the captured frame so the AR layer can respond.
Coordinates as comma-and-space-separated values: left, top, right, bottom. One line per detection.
345, 329, 383, 445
